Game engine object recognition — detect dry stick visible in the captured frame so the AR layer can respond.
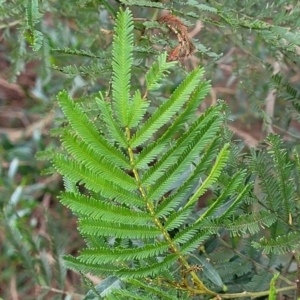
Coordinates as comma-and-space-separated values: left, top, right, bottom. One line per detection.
0, 110, 55, 143
0, 19, 21, 29
188, 20, 203, 39
10, 275, 19, 300
41, 286, 83, 299
272, 124, 300, 141
217, 47, 236, 64
210, 87, 217, 106
228, 124, 259, 148
132, 18, 148, 21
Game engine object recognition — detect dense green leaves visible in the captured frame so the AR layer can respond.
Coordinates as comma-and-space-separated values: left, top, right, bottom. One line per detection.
130, 66, 206, 148
79, 242, 170, 264
145, 52, 177, 91
3, 0, 300, 299
57, 90, 131, 169
48, 6, 300, 300
53, 8, 237, 287
60, 192, 152, 224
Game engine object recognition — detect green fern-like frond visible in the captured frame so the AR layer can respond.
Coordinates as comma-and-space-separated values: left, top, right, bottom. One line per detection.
79, 219, 161, 239
187, 2, 217, 13
60, 192, 151, 224
112, 8, 134, 127
201, 211, 277, 236
127, 90, 150, 128
141, 104, 223, 185
247, 133, 298, 249
145, 52, 177, 91
51, 62, 112, 79
26, 0, 43, 25
134, 80, 212, 170
156, 138, 221, 218
80, 243, 170, 265
248, 149, 280, 212
51, 47, 105, 58
252, 232, 300, 254
130, 66, 206, 148
60, 131, 134, 188
56, 90, 131, 169
196, 169, 248, 222
246, 272, 274, 292
146, 120, 225, 202
51, 8, 253, 298
220, 183, 252, 219
26, 0, 43, 51
266, 134, 297, 219
53, 155, 144, 207
186, 143, 230, 208
96, 94, 128, 147
116, 254, 178, 279
63, 255, 120, 277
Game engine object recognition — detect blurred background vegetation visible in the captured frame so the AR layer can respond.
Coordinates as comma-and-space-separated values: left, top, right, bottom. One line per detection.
1, 0, 300, 299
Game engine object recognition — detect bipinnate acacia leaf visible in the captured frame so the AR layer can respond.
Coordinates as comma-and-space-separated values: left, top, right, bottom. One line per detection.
112, 8, 134, 126
50, 7, 256, 297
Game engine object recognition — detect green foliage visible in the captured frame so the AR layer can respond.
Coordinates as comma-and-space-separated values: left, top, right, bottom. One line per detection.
48, 7, 212, 297
2, 0, 300, 299
248, 134, 300, 254
52, 10, 235, 287
25, 0, 43, 50
43, 7, 300, 299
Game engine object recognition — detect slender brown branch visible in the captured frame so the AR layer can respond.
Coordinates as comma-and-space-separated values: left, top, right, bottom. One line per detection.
0, 19, 22, 29
40, 286, 83, 299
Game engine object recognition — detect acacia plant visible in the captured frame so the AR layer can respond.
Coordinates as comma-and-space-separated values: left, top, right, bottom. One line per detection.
48, 7, 300, 299
2, 0, 300, 299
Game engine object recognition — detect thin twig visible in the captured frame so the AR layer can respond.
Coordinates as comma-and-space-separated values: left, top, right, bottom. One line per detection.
40, 286, 84, 299
279, 253, 294, 289
10, 275, 19, 300
265, 62, 280, 135
272, 124, 300, 141
0, 19, 22, 30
